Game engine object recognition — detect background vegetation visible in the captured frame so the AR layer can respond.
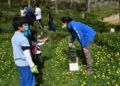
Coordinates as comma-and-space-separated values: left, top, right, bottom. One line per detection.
0, 0, 120, 86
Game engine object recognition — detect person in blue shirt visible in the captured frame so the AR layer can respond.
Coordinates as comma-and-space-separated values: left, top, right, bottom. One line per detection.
11, 16, 38, 86
24, 6, 35, 26
61, 16, 96, 74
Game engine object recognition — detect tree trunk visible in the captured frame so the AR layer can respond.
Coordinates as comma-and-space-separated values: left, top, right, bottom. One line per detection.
118, 0, 120, 22
55, 0, 58, 13
34, 0, 36, 5
19, 0, 23, 6
86, 0, 91, 12
45, 0, 47, 6
30, 0, 36, 7
0, 0, 1, 6
70, 0, 73, 8
51, 0, 58, 13
8, 0, 11, 8
28, 0, 31, 7
94, 0, 97, 5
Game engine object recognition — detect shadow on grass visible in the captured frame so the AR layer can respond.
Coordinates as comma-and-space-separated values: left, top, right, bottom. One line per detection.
76, 48, 87, 65
64, 47, 87, 65
33, 55, 50, 86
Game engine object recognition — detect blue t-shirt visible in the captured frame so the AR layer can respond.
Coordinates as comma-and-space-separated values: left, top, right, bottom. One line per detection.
68, 20, 96, 47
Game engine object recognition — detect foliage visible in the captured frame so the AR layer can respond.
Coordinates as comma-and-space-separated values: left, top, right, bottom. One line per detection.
0, 33, 19, 86
43, 33, 120, 85
108, 24, 120, 32
0, 11, 17, 33
0, 23, 13, 33
0, 2, 120, 85
0, 32, 120, 85
89, 2, 119, 19
95, 32, 120, 51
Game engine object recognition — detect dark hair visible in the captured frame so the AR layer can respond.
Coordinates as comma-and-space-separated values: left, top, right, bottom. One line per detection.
12, 16, 26, 31
21, 5, 25, 9
61, 16, 73, 23
36, 4, 39, 7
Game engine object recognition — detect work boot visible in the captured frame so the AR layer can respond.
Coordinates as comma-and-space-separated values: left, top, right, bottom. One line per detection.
86, 66, 93, 75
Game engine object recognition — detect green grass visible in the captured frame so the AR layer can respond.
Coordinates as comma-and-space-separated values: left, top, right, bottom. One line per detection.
0, 33, 19, 86
90, 2, 119, 19
0, 32, 120, 85
0, 2, 120, 86
43, 33, 120, 85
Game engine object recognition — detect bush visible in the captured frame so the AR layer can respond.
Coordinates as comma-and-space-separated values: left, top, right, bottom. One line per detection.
0, 23, 13, 33
0, 34, 19, 86
109, 24, 120, 32
95, 32, 120, 52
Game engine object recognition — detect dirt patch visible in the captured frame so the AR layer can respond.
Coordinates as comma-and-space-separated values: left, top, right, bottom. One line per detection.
103, 14, 120, 24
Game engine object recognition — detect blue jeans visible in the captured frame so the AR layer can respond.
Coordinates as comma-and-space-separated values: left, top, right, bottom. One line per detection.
17, 66, 35, 86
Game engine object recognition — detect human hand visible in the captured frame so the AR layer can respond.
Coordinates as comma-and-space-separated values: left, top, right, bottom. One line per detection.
37, 38, 44, 42
83, 47, 89, 53
30, 65, 39, 73
37, 37, 49, 43
43, 37, 49, 42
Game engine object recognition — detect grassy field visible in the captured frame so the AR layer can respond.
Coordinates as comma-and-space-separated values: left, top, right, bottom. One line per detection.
0, 2, 120, 86
0, 32, 119, 85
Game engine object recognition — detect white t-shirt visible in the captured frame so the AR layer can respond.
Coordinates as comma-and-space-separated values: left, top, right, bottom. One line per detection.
35, 7, 41, 20
20, 9, 25, 16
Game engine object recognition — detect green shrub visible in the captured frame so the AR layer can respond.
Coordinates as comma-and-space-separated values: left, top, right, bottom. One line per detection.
0, 34, 19, 86
95, 32, 120, 52
0, 23, 13, 33
109, 24, 120, 32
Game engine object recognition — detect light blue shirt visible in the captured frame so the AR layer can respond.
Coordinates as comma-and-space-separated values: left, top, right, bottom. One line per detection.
11, 31, 30, 67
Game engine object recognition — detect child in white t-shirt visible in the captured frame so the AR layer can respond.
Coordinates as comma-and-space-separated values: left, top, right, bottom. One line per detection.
35, 4, 42, 29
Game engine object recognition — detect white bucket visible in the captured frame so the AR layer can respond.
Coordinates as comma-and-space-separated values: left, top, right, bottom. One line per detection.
69, 62, 79, 71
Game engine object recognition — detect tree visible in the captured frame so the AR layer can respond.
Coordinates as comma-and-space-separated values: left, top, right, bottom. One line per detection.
119, 0, 120, 22
0, 0, 1, 6
86, 0, 91, 12
19, 0, 24, 6
28, 0, 30, 7
51, 0, 58, 13
8, 0, 12, 8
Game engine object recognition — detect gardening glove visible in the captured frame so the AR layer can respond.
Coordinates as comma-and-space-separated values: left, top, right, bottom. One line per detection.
30, 65, 39, 73
68, 43, 75, 48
